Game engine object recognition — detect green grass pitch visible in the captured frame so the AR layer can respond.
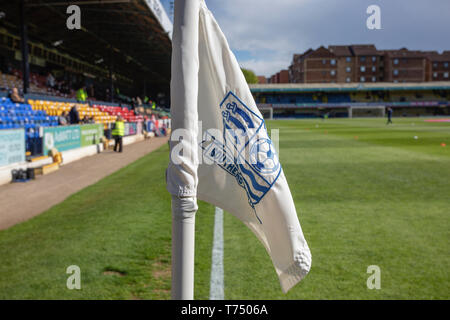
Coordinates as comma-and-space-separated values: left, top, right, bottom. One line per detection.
0, 118, 448, 299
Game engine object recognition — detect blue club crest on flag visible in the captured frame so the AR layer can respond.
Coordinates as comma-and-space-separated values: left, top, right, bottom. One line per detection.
200, 92, 282, 214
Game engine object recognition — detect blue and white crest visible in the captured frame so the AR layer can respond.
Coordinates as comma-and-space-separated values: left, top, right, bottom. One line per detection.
249, 138, 280, 175
201, 92, 281, 215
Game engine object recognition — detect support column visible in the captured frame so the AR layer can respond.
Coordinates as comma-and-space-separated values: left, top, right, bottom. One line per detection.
143, 78, 147, 100
19, 0, 30, 94
109, 49, 114, 102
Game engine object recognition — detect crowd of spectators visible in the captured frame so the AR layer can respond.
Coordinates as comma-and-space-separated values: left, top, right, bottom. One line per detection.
1, 67, 166, 113
56, 105, 97, 126
44, 71, 73, 97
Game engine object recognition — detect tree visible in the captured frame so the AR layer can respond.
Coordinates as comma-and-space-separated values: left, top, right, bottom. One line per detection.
241, 68, 258, 84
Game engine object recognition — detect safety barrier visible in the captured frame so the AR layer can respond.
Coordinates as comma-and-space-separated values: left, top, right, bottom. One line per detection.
0, 128, 25, 167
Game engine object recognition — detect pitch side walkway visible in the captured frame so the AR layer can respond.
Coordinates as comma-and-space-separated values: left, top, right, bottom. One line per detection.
0, 137, 169, 230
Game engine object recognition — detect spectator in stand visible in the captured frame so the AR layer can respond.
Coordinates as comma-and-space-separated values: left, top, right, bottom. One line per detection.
76, 86, 88, 102
64, 111, 70, 123
82, 115, 90, 124
6, 62, 13, 74
89, 85, 95, 98
59, 111, 69, 126
61, 81, 70, 95
112, 116, 125, 153
69, 105, 80, 124
9, 87, 25, 103
46, 72, 55, 89
105, 88, 111, 101
136, 96, 143, 107
82, 116, 95, 124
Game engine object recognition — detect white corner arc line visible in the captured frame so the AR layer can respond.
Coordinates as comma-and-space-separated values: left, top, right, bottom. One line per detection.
209, 207, 224, 300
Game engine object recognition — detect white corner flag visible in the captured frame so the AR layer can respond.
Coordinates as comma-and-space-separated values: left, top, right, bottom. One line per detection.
167, 0, 311, 297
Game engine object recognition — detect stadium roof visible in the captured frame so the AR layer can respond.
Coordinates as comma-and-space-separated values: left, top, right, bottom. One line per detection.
0, 0, 172, 92
249, 82, 450, 93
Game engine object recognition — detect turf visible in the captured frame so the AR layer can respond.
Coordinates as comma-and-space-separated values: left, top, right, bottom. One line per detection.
224, 118, 449, 299
0, 118, 449, 299
0, 144, 215, 300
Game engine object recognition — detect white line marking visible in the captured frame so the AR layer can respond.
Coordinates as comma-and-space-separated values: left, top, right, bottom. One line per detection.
209, 207, 224, 300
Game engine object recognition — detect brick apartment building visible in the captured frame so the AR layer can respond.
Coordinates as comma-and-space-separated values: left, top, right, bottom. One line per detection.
382, 49, 428, 82
287, 45, 450, 84
426, 51, 450, 81
266, 69, 289, 84
257, 76, 267, 84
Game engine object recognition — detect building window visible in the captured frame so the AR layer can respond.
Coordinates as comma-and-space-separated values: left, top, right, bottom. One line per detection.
346, 77, 351, 83
322, 59, 327, 65
360, 66, 366, 72
433, 72, 438, 78
346, 57, 351, 63
445, 62, 449, 68
394, 59, 399, 65
331, 59, 336, 65
393, 80, 399, 83
444, 72, 449, 78
330, 70, 336, 76
346, 67, 351, 73
372, 76, 376, 82
360, 76, 365, 82
372, 66, 376, 72
372, 56, 377, 62
433, 62, 438, 68
393, 69, 399, 76
360, 56, 366, 62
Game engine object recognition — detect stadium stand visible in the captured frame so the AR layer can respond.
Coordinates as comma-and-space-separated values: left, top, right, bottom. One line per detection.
0, 95, 170, 159
29, 100, 116, 127
92, 104, 144, 123
0, 71, 74, 99
0, 96, 57, 155
0, 0, 173, 190
251, 82, 450, 119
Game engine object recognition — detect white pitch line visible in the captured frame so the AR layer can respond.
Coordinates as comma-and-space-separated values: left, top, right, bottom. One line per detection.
209, 207, 224, 300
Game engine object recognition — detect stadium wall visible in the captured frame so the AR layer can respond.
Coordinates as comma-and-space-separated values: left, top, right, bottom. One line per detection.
0, 133, 145, 186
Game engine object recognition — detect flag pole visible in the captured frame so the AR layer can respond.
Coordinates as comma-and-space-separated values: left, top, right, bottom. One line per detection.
169, 0, 200, 300
171, 196, 197, 299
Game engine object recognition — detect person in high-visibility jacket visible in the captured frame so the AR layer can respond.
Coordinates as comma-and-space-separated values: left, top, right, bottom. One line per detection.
76, 86, 88, 102
112, 116, 125, 152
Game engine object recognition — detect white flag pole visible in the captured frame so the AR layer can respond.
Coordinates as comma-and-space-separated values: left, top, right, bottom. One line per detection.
171, 196, 198, 299
169, 0, 200, 300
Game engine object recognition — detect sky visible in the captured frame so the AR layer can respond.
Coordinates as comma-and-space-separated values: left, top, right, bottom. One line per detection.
160, 0, 450, 77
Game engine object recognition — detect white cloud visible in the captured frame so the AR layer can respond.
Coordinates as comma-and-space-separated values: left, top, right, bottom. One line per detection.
205, 0, 450, 77
239, 57, 290, 78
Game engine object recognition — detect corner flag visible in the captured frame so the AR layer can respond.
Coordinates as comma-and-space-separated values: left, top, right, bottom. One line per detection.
167, 0, 311, 295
